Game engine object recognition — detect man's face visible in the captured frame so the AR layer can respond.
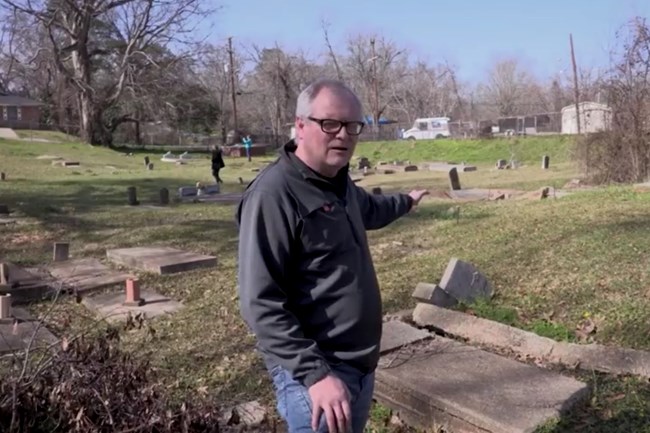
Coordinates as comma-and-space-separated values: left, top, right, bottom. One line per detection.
295, 87, 363, 177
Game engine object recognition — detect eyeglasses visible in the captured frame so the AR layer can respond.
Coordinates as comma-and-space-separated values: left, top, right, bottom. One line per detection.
307, 116, 365, 135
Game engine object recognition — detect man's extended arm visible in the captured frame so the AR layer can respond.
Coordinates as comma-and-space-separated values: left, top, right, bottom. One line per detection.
236, 189, 331, 387
354, 184, 414, 230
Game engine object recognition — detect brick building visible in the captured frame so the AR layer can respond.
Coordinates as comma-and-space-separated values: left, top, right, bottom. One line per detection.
0, 94, 43, 128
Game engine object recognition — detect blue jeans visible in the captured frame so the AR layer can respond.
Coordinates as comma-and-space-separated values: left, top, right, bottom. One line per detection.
268, 363, 375, 433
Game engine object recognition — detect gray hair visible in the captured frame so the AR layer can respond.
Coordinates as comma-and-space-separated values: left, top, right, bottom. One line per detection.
295, 78, 363, 118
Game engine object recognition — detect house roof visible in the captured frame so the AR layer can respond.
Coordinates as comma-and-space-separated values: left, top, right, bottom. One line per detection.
0, 95, 44, 107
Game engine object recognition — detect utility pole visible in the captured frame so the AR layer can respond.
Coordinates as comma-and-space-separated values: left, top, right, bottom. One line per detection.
570, 33, 581, 135
370, 38, 379, 139
227, 36, 238, 133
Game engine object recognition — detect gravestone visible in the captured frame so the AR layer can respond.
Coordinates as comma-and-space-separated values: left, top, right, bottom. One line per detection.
147, 162, 154, 170
448, 167, 461, 191
439, 258, 492, 304
46, 258, 133, 295
411, 282, 458, 308
496, 159, 507, 169
53, 242, 69, 262
0, 294, 10, 320
159, 187, 169, 205
542, 155, 550, 170
127, 186, 139, 206
144, 156, 150, 167
358, 157, 371, 170
0, 306, 59, 355
0, 263, 8, 286
374, 326, 590, 433
204, 184, 220, 195
178, 186, 198, 197
107, 246, 217, 275
372, 187, 382, 195
0, 172, 5, 181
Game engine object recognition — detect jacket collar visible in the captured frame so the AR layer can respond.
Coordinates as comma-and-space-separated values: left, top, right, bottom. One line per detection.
278, 140, 352, 216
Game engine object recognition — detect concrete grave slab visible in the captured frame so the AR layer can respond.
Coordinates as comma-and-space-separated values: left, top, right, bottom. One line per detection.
180, 192, 243, 204
425, 162, 478, 173
378, 164, 418, 173
0, 307, 59, 356
0, 262, 53, 303
82, 289, 183, 323
439, 258, 492, 304
380, 320, 432, 355
51, 160, 80, 167
413, 302, 650, 380
46, 258, 134, 294
0, 217, 16, 226
106, 246, 217, 274
374, 330, 590, 433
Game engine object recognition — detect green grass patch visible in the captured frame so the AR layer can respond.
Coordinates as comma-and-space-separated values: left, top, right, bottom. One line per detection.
356, 134, 575, 165
1, 135, 649, 432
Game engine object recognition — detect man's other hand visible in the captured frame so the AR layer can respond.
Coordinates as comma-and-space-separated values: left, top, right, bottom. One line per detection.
309, 374, 351, 433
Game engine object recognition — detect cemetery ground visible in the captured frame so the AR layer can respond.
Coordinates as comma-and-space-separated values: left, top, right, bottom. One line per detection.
1, 134, 650, 432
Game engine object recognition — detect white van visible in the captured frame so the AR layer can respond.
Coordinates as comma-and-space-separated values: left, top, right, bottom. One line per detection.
402, 117, 451, 140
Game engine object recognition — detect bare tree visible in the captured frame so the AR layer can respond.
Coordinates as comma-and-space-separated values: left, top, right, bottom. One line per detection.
0, 0, 211, 146
479, 58, 532, 117
345, 34, 406, 136
576, 16, 650, 183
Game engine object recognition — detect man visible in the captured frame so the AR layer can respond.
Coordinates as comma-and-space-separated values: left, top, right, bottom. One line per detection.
236, 78, 428, 433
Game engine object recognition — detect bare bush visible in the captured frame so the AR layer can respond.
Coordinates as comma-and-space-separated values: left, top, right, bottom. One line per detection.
575, 17, 650, 184
0, 326, 240, 433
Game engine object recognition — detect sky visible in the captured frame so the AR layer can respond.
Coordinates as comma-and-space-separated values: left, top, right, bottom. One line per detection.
199, 0, 650, 85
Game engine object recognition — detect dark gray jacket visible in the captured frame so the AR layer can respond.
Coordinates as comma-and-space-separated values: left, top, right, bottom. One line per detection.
235, 141, 413, 388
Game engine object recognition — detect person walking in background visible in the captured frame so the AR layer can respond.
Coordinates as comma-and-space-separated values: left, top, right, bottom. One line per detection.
242, 135, 252, 162
236, 78, 428, 433
211, 145, 225, 184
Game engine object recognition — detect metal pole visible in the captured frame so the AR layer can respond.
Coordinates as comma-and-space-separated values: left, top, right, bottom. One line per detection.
228, 37, 238, 133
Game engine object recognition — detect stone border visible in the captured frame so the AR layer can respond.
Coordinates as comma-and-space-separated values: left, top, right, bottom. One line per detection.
412, 302, 650, 379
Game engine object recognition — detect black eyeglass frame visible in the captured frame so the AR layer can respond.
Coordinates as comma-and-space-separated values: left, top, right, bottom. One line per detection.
307, 116, 365, 136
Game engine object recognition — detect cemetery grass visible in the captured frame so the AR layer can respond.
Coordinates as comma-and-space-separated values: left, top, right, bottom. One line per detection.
1, 137, 650, 432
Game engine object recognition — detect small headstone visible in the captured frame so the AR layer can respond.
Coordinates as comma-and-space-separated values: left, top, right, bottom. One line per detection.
127, 186, 139, 206
0, 294, 11, 320
358, 157, 371, 170
372, 187, 382, 195
159, 188, 169, 205
144, 156, 150, 166
204, 184, 220, 195
438, 258, 492, 304
448, 167, 461, 191
147, 162, 154, 170
0, 172, 5, 181
496, 159, 507, 169
404, 165, 418, 172
53, 242, 70, 262
178, 186, 198, 197
411, 282, 458, 308
124, 278, 145, 307
0, 263, 8, 286
0, 204, 9, 215
542, 155, 550, 170
239, 177, 244, 184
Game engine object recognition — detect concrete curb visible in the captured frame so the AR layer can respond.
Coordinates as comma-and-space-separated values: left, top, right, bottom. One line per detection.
412, 302, 650, 379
